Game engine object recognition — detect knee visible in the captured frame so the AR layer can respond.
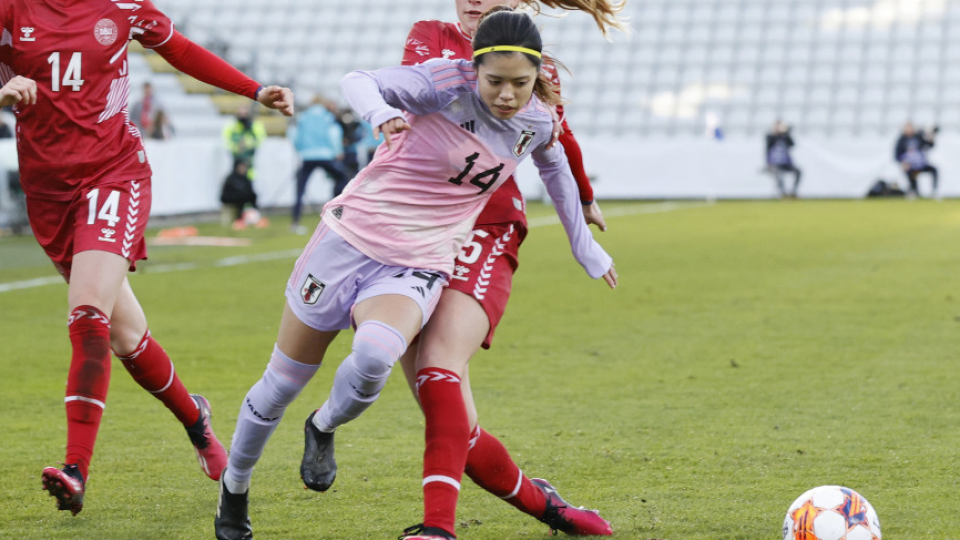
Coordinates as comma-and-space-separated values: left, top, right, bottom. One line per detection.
351, 320, 408, 380
256, 346, 317, 411
110, 324, 146, 357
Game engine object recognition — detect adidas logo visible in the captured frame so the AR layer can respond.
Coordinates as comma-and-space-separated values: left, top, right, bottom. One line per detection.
331, 206, 343, 220
459, 120, 476, 133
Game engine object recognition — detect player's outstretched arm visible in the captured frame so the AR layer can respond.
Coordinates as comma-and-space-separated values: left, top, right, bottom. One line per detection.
0, 76, 37, 108
154, 32, 293, 116
533, 142, 614, 282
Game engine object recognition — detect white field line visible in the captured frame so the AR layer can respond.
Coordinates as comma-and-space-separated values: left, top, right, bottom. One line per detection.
525, 200, 714, 228
0, 202, 711, 294
0, 275, 64, 292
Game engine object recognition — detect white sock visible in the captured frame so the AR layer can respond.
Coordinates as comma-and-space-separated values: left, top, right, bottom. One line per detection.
228, 345, 319, 486
223, 469, 249, 494
314, 320, 406, 431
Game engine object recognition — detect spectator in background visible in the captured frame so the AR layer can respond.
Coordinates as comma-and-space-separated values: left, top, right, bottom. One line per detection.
130, 81, 161, 136
895, 122, 939, 199
220, 159, 264, 230
223, 102, 266, 174
223, 103, 268, 228
765, 120, 801, 199
337, 107, 362, 179
355, 117, 381, 168
148, 109, 174, 140
288, 95, 349, 234
336, 109, 382, 177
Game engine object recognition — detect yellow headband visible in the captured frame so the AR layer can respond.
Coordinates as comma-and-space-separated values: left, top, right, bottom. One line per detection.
473, 45, 542, 59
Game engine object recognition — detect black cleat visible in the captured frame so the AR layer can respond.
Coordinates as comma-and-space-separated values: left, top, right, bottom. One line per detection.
300, 409, 337, 492
41, 464, 85, 516
215, 471, 253, 540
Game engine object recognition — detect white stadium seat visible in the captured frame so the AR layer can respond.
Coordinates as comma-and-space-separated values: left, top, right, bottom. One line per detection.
142, 0, 956, 137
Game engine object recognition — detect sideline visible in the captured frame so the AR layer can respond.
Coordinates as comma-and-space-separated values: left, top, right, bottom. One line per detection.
0, 201, 713, 294
525, 200, 713, 228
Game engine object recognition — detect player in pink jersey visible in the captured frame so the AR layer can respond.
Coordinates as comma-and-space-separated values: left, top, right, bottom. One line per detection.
215, 9, 616, 540
0, 0, 293, 516
389, 1, 628, 538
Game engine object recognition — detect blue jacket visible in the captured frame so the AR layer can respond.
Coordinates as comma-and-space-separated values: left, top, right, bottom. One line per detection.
289, 105, 344, 161
356, 120, 382, 154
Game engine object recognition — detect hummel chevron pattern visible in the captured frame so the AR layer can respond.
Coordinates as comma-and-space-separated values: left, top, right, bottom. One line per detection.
473, 224, 514, 300
415, 370, 461, 390
122, 181, 141, 258
68, 308, 110, 327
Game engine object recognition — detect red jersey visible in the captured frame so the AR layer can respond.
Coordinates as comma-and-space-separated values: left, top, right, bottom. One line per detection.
402, 20, 594, 233
0, 0, 173, 201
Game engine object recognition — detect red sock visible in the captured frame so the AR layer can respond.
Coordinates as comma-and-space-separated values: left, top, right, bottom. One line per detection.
465, 425, 547, 519
116, 331, 200, 426
65, 306, 113, 481
418, 368, 469, 538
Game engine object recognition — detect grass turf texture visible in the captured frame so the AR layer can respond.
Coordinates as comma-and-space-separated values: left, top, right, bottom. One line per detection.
1, 199, 959, 539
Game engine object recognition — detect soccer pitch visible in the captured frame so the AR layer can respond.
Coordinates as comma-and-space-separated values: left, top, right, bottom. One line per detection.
2, 199, 959, 539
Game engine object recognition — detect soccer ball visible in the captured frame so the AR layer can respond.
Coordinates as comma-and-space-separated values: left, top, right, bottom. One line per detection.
242, 208, 262, 225
782, 485, 881, 540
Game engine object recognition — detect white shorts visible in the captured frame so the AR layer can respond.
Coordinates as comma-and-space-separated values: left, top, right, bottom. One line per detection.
285, 222, 448, 331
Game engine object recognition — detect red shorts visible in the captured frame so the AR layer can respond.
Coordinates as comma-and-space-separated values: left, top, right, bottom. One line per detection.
27, 178, 151, 280
447, 222, 524, 349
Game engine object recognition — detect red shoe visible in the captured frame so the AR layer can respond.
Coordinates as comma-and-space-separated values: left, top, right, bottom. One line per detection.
532, 478, 613, 536
185, 395, 228, 481
41, 464, 85, 515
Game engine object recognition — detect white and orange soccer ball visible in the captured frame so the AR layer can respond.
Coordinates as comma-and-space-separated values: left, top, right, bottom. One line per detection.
782, 485, 881, 540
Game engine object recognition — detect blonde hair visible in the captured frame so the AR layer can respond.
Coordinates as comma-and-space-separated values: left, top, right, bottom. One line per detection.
522, 0, 629, 37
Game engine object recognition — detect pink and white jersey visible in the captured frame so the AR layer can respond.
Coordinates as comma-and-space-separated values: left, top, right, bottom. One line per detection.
0, 0, 174, 201
329, 59, 611, 279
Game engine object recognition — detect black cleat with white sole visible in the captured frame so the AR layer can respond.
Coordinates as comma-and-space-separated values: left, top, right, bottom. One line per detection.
300, 409, 337, 492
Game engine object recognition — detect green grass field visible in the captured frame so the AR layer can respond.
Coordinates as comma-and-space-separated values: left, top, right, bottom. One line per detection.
2, 199, 959, 539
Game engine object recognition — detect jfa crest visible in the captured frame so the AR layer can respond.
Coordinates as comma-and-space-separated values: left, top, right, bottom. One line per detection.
300, 274, 325, 305
513, 130, 536, 157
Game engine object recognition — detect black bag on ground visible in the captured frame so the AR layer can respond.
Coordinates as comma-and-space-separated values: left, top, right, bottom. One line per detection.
866, 179, 905, 198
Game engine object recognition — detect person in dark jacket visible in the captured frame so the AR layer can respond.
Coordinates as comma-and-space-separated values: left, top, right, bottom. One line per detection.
895, 122, 939, 199
765, 120, 801, 198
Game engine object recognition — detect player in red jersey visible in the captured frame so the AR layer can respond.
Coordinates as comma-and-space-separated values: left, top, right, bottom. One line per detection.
0, 0, 293, 516
395, 4, 623, 539
296, 2, 625, 539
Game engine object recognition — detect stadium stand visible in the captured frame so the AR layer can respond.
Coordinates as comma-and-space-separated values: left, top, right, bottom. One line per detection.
93, 0, 958, 210
147, 0, 959, 139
